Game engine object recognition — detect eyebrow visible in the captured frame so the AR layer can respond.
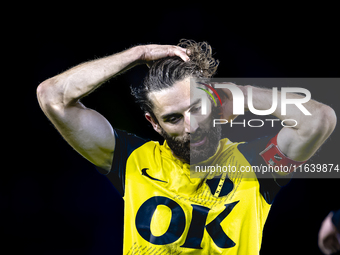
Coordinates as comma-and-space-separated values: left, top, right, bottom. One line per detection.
160, 98, 201, 120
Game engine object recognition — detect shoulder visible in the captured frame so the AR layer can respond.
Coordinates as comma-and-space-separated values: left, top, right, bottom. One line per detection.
114, 129, 150, 149
235, 135, 286, 204
236, 136, 273, 164
113, 129, 162, 161
98, 129, 151, 174
96, 129, 154, 196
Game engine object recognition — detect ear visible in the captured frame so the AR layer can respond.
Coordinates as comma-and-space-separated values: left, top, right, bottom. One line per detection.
145, 113, 162, 134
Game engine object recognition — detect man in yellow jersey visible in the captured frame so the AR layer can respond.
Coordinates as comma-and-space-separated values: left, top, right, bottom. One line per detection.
37, 40, 336, 254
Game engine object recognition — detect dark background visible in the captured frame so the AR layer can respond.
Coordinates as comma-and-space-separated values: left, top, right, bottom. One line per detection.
4, 3, 340, 254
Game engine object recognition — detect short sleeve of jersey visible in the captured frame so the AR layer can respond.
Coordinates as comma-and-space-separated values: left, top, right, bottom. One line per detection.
96, 129, 149, 197
237, 135, 291, 204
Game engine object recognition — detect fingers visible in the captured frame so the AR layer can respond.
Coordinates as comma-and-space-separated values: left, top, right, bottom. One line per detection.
172, 46, 190, 62
145, 46, 188, 68
142, 45, 189, 66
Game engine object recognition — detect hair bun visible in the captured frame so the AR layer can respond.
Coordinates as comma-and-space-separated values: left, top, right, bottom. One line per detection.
178, 39, 219, 78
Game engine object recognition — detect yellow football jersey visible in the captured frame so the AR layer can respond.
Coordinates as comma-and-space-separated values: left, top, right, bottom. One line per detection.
101, 130, 284, 255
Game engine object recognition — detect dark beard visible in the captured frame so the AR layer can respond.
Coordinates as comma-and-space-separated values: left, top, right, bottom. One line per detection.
160, 123, 221, 164
190, 124, 221, 164
160, 129, 191, 163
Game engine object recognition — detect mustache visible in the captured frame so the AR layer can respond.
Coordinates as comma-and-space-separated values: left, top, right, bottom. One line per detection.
173, 128, 207, 139
190, 128, 208, 140
172, 128, 208, 142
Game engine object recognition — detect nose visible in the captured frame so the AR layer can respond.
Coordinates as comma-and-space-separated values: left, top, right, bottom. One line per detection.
184, 113, 199, 134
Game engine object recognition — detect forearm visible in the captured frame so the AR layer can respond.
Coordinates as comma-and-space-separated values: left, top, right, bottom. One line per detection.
37, 45, 144, 108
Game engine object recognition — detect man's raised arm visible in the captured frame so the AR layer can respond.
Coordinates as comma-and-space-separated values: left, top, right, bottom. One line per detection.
37, 45, 189, 171
219, 84, 337, 162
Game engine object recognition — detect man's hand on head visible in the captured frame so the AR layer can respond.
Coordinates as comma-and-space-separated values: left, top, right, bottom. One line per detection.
140, 45, 190, 67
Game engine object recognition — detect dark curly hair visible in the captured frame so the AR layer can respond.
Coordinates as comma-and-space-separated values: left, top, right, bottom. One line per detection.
131, 39, 219, 122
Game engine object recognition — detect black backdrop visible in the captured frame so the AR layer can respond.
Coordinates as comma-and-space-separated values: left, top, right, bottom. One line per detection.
5, 3, 340, 254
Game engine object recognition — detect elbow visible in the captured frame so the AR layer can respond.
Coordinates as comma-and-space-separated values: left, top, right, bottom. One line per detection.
315, 105, 337, 138
321, 105, 337, 133
37, 79, 54, 111
37, 79, 49, 102
37, 78, 63, 112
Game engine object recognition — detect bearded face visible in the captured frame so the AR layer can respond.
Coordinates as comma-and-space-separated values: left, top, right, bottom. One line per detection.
145, 77, 223, 164
160, 123, 221, 164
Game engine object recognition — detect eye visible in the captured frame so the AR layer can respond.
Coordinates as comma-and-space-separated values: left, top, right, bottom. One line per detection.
191, 105, 201, 113
168, 116, 181, 124
165, 115, 182, 124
